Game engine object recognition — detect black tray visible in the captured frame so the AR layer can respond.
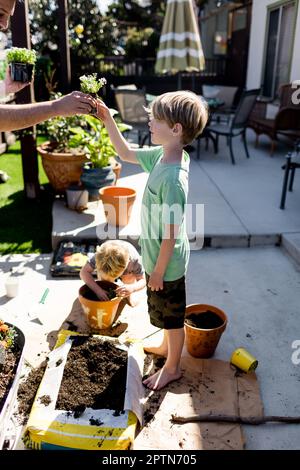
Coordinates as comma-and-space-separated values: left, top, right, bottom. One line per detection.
50, 240, 98, 277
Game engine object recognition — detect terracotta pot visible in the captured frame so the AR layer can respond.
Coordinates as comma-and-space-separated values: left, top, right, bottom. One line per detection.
99, 186, 136, 226
184, 304, 228, 358
38, 142, 88, 193
78, 280, 122, 331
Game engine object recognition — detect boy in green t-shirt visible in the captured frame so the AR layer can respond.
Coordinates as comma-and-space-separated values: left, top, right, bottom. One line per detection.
96, 91, 208, 390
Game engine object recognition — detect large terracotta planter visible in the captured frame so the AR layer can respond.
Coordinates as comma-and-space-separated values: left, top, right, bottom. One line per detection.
99, 186, 136, 226
37, 142, 88, 193
184, 304, 228, 358
78, 280, 122, 331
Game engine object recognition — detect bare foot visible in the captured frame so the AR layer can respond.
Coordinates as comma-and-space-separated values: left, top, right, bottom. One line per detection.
143, 343, 168, 357
143, 366, 182, 390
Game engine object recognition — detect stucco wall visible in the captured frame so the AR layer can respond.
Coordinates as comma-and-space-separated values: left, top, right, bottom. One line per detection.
247, 0, 300, 89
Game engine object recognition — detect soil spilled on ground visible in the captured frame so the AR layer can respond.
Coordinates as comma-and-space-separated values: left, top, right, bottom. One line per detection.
17, 361, 47, 423
185, 311, 224, 329
56, 336, 127, 413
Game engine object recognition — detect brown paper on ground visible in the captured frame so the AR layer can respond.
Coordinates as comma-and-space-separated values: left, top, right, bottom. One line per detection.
134, 357, 264, 450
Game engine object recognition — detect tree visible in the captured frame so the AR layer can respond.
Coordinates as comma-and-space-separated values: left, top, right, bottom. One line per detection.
106, 1, 166, 60
29, 0, 119, 95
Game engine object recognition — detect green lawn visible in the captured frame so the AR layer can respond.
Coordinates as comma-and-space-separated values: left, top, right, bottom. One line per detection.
0, 138, 54, 254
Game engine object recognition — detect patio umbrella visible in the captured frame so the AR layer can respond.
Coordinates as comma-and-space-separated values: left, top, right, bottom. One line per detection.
155, 0, 205, 75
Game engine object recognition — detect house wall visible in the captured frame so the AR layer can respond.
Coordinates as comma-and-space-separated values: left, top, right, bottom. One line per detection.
247, 0, 300, 89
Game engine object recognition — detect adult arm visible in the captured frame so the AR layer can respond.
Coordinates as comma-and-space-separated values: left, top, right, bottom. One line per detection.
0, 91, 95, 131
80, 262, 109, 301
96, 100, 138, 164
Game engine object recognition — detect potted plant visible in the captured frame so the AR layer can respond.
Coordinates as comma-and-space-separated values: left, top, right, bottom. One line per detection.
37, 110, 89, 193
6, 47, 37, 82
79, 73, 107, 114
37, 81, 127, 194
69, 114, 130, 200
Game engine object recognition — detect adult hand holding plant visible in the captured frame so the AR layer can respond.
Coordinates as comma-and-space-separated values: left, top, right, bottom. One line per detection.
79, 74, 106, 114
3, 68, 30, 94
52, 91, 97, 117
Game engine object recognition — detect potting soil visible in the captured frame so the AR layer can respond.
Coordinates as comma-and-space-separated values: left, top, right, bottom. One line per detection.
185, 311, 224, 329
23, 330, 144, 450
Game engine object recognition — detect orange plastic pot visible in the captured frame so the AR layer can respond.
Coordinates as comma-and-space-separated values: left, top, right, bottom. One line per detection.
99, 186, 136, 226
78, 280, 122, 331
184, 304, 228, 358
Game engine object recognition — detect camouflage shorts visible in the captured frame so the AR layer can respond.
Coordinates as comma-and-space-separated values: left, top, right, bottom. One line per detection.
146, 274, 186, 330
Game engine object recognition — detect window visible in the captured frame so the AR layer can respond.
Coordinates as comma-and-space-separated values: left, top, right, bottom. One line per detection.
262, 1, 296, 98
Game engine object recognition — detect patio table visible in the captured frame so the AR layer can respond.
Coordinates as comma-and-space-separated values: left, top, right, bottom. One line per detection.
195, 98, 225, 159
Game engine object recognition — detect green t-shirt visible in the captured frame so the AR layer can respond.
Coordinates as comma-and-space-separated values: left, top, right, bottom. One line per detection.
136, 146, 190, 281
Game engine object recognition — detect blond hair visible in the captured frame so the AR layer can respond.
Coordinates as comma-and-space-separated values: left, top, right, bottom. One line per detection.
150, 90, 209, 145
95, 242, 129, 279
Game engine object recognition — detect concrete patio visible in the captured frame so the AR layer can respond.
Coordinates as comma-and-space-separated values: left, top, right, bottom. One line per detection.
0, 244, 299, 450
52, 129, 300, 262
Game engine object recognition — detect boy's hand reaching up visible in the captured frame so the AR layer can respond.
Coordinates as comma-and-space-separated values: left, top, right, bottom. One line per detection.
148, 272, 163, 291
96, 99, 111, 123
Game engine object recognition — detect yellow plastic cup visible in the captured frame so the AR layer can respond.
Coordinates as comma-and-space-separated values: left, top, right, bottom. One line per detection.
230, 347, 258, 373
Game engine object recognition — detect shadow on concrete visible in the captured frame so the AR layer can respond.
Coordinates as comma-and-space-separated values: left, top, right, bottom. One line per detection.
46, 297, 129, 350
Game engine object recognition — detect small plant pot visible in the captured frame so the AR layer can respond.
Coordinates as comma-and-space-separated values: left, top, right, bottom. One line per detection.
37, 142, 88, 193
66, 184, 89, 211
184, 304, 228, 358
99, 186, 136, 227
10, 62, 34, 82
78, 280, 122, 331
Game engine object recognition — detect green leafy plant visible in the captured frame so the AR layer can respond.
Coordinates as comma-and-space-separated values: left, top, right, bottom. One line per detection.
79, 74, 107, 95
6, 47, 37, 65
44, 114, 86, 153
43, 103, 130, 166
68, 114, 130, 168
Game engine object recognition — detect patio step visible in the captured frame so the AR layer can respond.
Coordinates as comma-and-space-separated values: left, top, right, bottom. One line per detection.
52, 200, 281, 251
281, 233, 300, 265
